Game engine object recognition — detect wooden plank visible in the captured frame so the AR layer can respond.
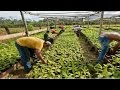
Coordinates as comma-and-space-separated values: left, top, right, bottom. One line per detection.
0, 29, 46, 41
99, 11, 104, 35
20, 11, 29, 36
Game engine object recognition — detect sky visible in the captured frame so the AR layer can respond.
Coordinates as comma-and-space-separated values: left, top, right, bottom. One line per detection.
0, 11, 120, 21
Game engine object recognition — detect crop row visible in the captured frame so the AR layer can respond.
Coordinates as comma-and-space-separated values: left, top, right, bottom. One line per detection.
81, 27, 120, 78
82, 28, 118, 50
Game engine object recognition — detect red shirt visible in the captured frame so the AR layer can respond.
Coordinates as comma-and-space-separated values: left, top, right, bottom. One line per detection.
60, 25, 64, 30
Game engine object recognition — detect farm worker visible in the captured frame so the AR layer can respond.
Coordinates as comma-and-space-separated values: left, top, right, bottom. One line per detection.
51, 29, 58, 34
58, 23, 62, 28
72, 25, 77, 32
44, 30, 54, 44
57, 25, 65, 36
61, 25, 65, 31
76, 25, 82, 37
73, 25, 82, 37
97, 31, 120, 63
73, 25, 80, 32
59, 25, 64, 29
15, 37, 52, 72
50, 26, 54, 29
50, 26, 58, 34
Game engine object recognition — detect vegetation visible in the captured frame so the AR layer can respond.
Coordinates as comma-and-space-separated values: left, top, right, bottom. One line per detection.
82, 27, 118, 50
25, 26, 120, 79
1, 16, 120, 78
27, 24, 34, 31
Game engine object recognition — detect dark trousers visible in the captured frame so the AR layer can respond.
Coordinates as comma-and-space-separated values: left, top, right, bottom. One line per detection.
46, 37, 54, 44
15, 42, 35, 71
76, 30, 81, 37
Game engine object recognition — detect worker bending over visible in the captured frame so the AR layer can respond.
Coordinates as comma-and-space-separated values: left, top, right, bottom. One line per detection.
97, 32, 120, 63
44, 30, 54, 44
73, 25, 82, 37
15, 37, 52, 72
50, 26, 58, 34
57, 25, 65, 36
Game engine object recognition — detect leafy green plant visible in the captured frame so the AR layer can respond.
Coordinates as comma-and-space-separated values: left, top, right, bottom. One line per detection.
27, 24, 34, 31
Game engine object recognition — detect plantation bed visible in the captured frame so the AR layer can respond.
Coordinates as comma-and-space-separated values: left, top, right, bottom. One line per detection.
80, 28, 120, 78
25, 26, 91, 79
2, 26, 120, 79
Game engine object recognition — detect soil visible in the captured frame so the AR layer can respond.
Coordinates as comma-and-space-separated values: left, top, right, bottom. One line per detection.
8, 68, 27, 79
77, 35, 98, 63
6, 59, 37, 79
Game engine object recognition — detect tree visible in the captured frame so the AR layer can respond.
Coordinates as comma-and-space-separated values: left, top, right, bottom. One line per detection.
4, 26, 11, 34
0, 17, 11, 34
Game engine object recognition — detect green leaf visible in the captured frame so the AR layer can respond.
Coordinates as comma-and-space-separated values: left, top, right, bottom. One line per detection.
56, 69, 61, 72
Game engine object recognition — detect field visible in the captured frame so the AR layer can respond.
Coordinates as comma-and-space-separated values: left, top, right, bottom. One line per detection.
1, 25, 120, 78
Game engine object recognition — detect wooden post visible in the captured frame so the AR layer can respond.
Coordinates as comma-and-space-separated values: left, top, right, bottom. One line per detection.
47, 18, 49, 31
82, 18, 84, 27
73, 19, 74, 26
109, 18, 111, 28
115, 18, 117, 25
99, 11, 104, 35
4, 26, 11, 34
20, 11, 29, 36
39, 19, 42, 29
87, 16, 89, 28
98, 19, 99, 26
2, 18, 11, 34
39, 23, 41, 29
55, 18, 56, 28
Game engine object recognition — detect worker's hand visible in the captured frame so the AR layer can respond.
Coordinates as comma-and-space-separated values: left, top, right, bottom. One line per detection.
110, 48, 115, 54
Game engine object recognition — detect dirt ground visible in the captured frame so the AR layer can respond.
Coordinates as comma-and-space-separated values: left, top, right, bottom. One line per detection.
78, 35, 97, 63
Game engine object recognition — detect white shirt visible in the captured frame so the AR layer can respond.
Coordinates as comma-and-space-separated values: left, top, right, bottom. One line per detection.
74, 26, 81, 31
